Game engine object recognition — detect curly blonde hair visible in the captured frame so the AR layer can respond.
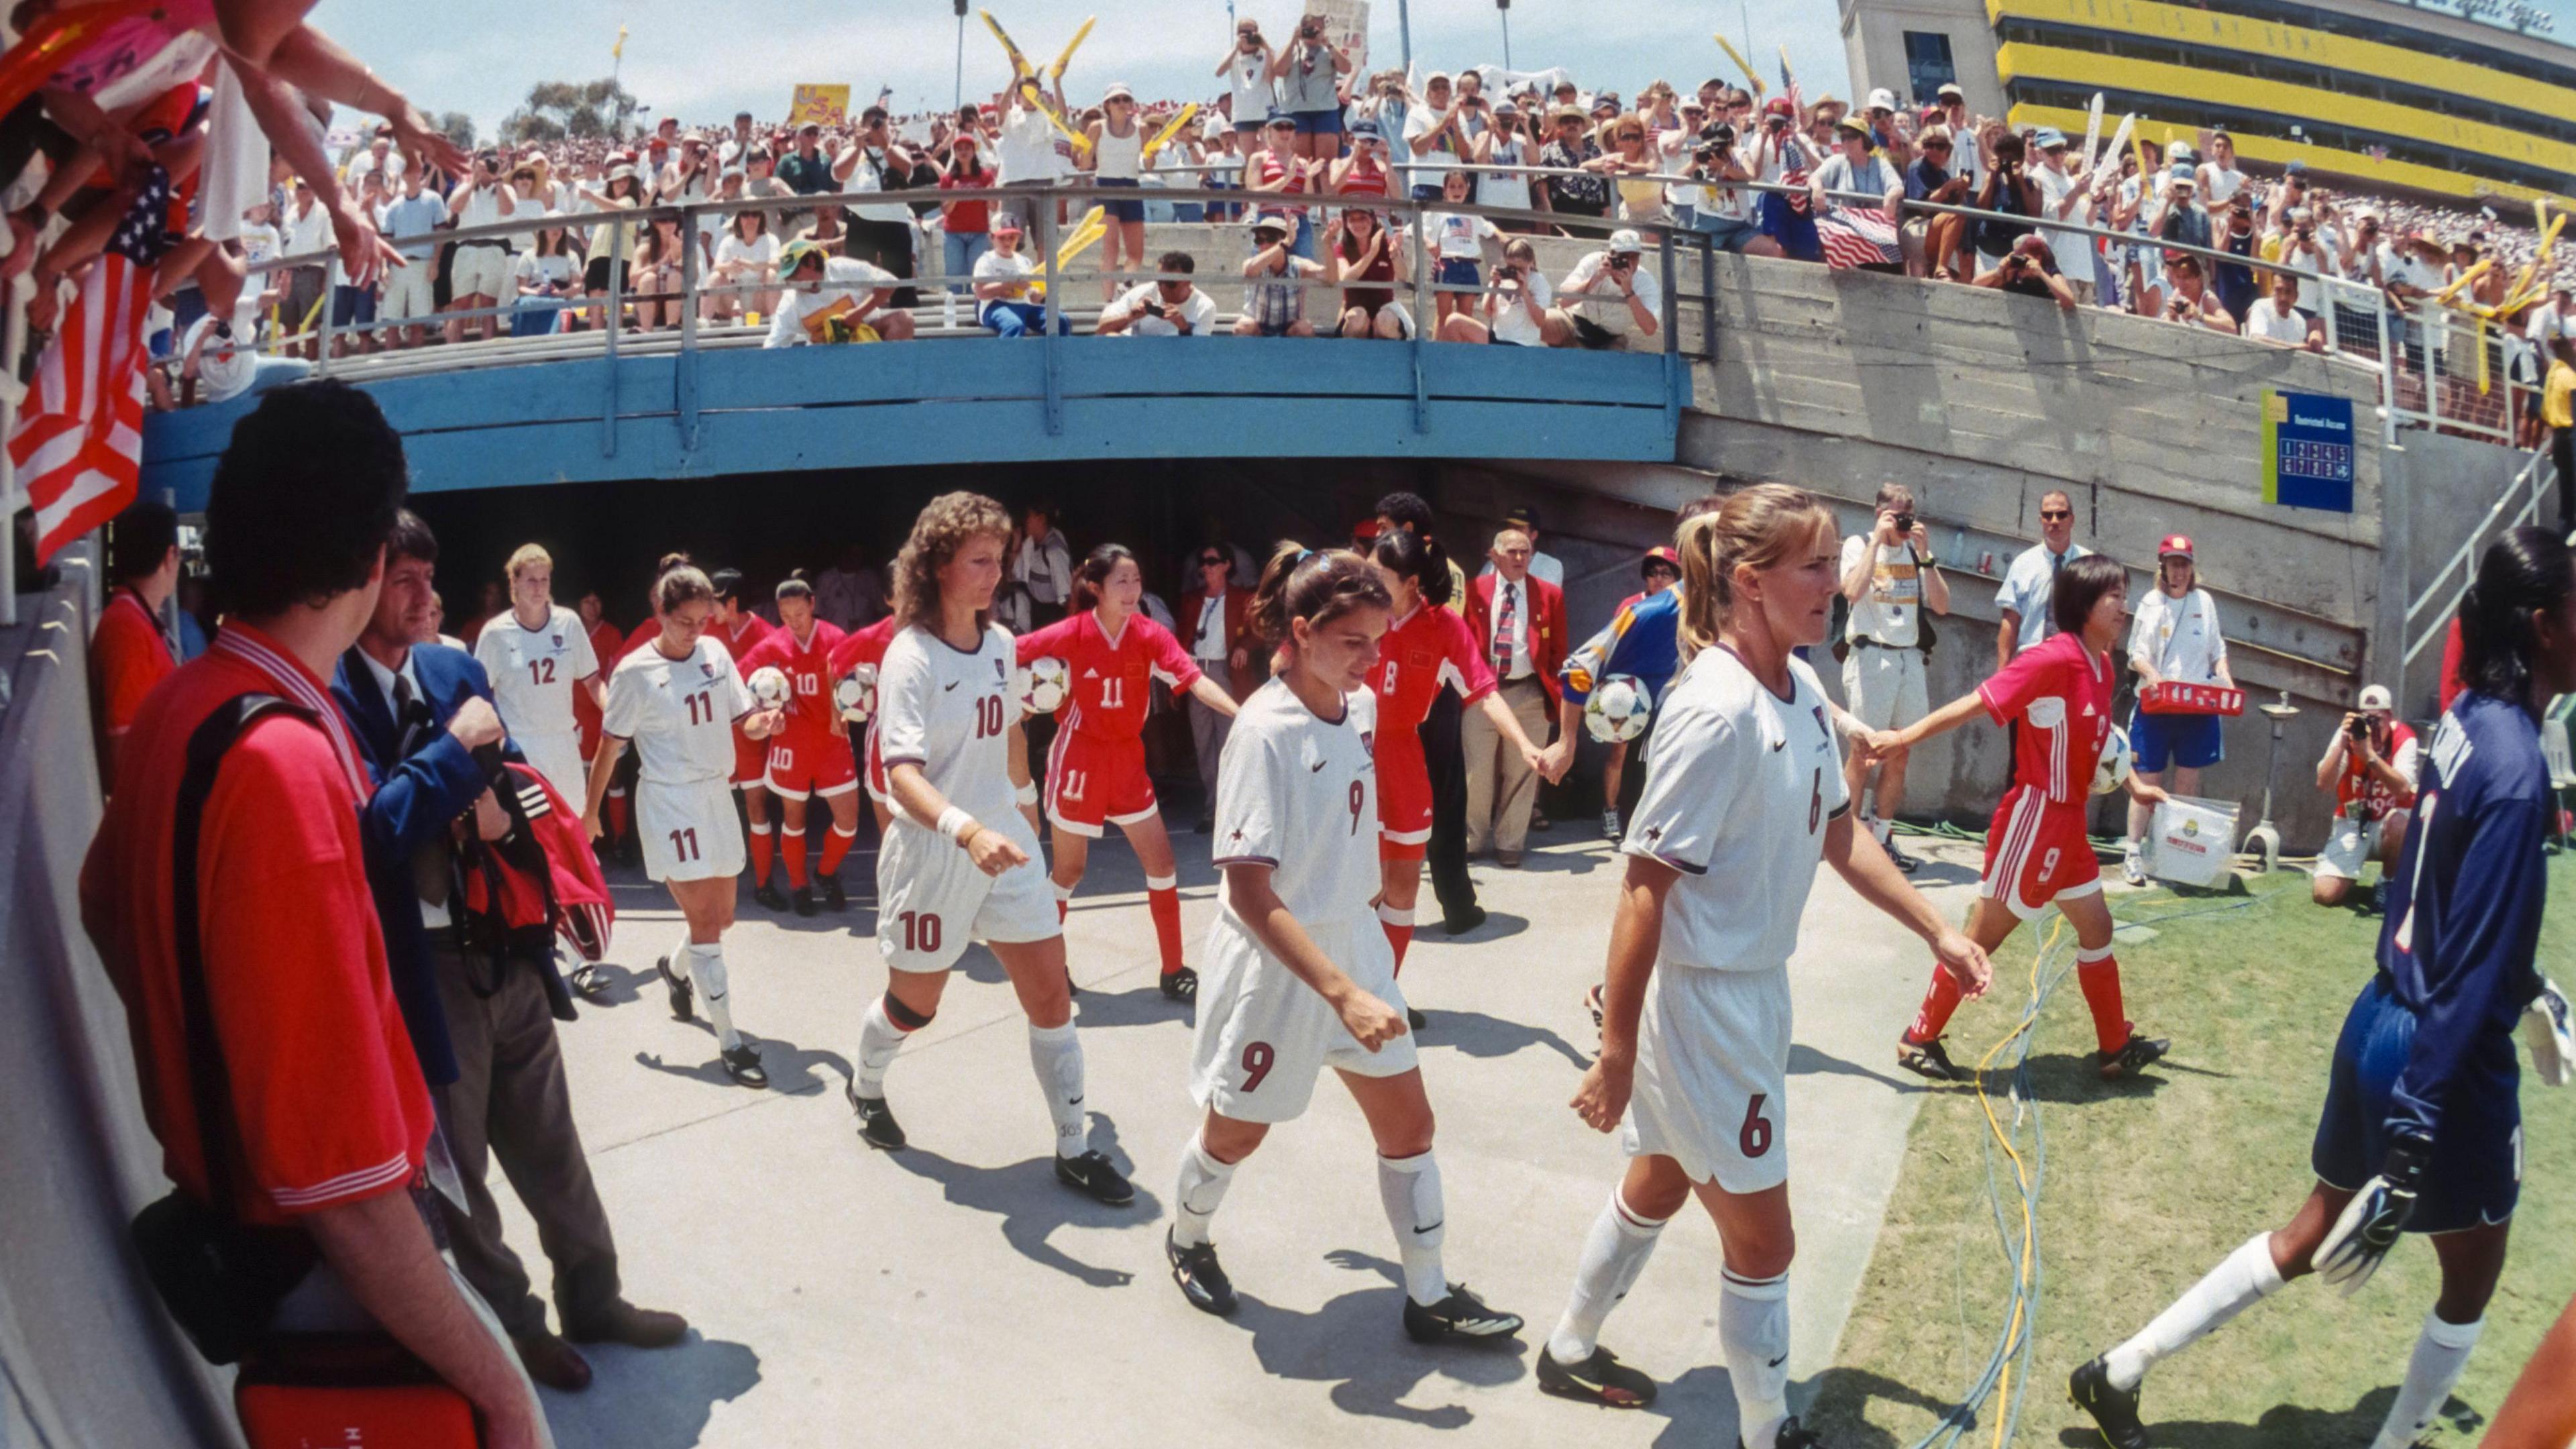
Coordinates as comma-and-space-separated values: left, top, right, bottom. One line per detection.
1675, 482, 1835, 663
893, 490, 1016, 630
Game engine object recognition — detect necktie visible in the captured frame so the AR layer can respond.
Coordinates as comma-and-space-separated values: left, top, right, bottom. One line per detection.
2042, 550, 2064, 639
1493, 583, 1519, 673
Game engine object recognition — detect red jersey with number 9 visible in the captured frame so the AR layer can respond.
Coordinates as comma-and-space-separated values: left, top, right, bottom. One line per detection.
1014, 608, 1203, 741
1976, 632, 2114, 804
739, 619, 848, 751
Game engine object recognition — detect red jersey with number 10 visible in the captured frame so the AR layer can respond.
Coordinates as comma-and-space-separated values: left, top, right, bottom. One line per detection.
1014, 608, 1203, 741
1976, 631, 2114, 804
740, 619, 848, 749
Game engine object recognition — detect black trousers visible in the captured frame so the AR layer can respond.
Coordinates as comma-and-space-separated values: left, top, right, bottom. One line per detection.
1422, 688, 1477, 920
2555, 425, 2575, 536
841, 214, 918, 311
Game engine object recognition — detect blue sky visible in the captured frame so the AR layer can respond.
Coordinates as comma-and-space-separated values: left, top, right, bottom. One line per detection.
307, 0, 1854, 138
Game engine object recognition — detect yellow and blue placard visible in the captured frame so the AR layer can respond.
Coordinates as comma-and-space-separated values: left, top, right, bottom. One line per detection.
2261, 388, 2355, 512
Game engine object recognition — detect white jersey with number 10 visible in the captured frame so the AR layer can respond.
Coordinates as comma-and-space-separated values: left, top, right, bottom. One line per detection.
875, 622, 1026, 827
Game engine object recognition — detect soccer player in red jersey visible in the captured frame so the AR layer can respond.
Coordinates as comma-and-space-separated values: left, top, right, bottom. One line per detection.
706, 570, 782, 905
828, 614, 902, 839
1871, 554, 2174, 1083
740, 575, 857, 915
574, 586, 632, 854
1018, 545, 1242, 1001
1365, 529, 1549, 1022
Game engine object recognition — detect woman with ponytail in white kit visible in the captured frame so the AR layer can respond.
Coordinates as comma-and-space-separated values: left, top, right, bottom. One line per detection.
1536, 486, 1990, 1445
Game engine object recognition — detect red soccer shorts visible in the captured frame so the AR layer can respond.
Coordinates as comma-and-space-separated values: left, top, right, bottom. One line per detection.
1376, 735, 1431, 861
1980, 784, 2102, 920
733, 724, 767, 788
765, 733, 858, 801
1044, 728, 1157, 837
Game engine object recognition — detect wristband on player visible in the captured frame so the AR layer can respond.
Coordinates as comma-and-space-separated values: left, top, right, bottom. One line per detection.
1016, 780, 1039, 806
936, 806, 979, 845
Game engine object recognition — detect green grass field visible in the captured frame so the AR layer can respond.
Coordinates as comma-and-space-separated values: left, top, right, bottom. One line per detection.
1811, 857, 2576, 1449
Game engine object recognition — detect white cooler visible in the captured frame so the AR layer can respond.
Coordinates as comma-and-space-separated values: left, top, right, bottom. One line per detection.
2148, 794, 2241, 888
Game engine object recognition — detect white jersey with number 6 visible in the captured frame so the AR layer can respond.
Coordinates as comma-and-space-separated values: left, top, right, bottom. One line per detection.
602, 635, 753, 786
1621, 645, 1848, 973
475, 605, 599, 739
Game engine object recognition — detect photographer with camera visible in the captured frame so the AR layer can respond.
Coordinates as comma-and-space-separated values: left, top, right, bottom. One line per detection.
2312, 684, 2420, 908
1748, 95, 1825, 261
1438, 235, 1553, 345
1538, 105, 1613, 238
1839, 483, 1949, 871
1674, 121, 1778, 256
1269, 10, 1352, 165
1098, 250, 1218, 335
446, 150, 519, 344
1972, 233, 2080, 311
1218, 19, 1279, 141
1903, 125, 1973, 278
1969, 128, 2041, 274
1547, 228, 1662, 351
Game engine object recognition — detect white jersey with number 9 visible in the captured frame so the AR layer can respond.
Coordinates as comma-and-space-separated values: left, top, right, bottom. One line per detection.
1211, 678, 1382, 924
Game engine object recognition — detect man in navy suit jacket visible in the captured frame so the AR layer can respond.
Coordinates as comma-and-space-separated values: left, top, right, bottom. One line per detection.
331, 511, 683, 1391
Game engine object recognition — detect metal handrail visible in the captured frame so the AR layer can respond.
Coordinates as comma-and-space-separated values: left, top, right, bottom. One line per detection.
2403, 442, 2557, 666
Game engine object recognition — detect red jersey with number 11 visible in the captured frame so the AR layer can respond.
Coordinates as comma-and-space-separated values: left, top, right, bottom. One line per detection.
1976, 631, 2114, 804
1014, 608, 1202, 741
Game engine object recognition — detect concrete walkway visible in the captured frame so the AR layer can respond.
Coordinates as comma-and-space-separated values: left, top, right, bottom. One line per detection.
501, 823, 1981, 1448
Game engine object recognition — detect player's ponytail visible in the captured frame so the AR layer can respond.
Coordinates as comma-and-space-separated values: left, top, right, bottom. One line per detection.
1674, 482, 1835, 663
652, 557, 714, 616
2458, 524, 2576, 704
1368, 527, 1452, 608
656, 551, 694, 576
1070, 543, 1138, 612
774, 570, 815, 604
1250, 544, 1389, 649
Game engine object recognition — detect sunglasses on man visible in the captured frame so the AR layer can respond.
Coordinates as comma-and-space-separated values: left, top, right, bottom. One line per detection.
2040, 508, 2074, 521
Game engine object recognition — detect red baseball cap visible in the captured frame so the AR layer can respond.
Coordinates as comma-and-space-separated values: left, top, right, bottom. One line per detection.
1762, 97, 1795, 119
2158, 534, 2194, 559
1642, 545, 1680, 573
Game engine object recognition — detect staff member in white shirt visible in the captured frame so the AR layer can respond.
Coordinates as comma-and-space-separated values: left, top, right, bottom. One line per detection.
1994, 488, 2089, 671
2121, 535, 2233, 884
1839, 483, 1948, 871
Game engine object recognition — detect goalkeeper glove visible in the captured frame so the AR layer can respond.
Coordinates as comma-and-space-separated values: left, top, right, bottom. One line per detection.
2526, 976, 2573, 1088
2316, 1134, 2430, 1295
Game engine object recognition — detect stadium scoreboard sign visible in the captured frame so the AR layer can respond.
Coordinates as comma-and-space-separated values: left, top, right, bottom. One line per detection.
2261, 389, 2354, 513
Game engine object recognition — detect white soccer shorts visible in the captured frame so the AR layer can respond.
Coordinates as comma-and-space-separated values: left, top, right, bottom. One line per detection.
873, 811, 1057, 973
1191, 914, 1419, 1124
637, 777, 747, 883
1621, 959, 1792, 1193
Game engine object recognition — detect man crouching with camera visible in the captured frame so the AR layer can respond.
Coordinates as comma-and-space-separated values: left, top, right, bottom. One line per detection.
2312, 683, 2419, 908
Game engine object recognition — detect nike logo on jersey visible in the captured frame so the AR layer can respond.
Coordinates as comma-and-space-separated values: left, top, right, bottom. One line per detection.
1311, 759, 1328, 771
1067, 1095, 1083, 1106
1770, 739, 1786, 751
944, 680, 960, 691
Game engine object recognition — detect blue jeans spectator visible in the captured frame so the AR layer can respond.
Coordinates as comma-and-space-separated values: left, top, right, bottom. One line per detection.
944, 230, 992, 294
1291, 213, 1316, 260
982, 301, 1070, 337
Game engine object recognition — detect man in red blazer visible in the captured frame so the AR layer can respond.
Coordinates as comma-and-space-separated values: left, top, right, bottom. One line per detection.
1180, 546, 1262, 832
1463, 527, 1566, 866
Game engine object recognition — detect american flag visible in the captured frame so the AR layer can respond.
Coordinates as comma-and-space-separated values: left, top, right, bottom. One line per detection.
12, 168, 175, 566
1818, 206, 1902, 268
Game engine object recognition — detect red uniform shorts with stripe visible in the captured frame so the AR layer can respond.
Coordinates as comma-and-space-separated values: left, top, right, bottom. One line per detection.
1978, 784, 2101, 920
763, 732, 859, 800
1375, 735, 1432, 862
733, 725, 767, 788
1045, 728, 1157, 837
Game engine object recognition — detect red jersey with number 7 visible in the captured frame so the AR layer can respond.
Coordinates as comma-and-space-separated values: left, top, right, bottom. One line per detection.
1014, 608, 1203, 741
1976, 631, 2114, 804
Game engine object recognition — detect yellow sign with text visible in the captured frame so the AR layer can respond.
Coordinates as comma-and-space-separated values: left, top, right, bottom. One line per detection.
786, 85, 850, 128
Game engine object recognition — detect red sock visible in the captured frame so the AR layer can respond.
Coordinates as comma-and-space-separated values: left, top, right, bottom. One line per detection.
749, 826, 774, 886
1147, 876, 1184, 976
1907, 966, 1964, 1044
1379, 904, 1415, 974
782, 830, 808, 890
604, 792, 630, 843
2076, 947, 2132, 1055
820, 824, 855, 878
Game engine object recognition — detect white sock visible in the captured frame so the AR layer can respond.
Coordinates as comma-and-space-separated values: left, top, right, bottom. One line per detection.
2371, 1312, 2483, 1449
687, 942, 738, 1051
1721, 1269, 1791, 1449
855, 998, 908, 1099
1377, 902, 1413, 928
1171, 1130, 1237, 1248
1547, 1189, 1669, 1363
1870, 814, 1893, 847
1052, 879, 1076, 903
1027, 1020, 1089, 1158
2105, 1232, 2285, 1391
1377, 1150, 1446, 1307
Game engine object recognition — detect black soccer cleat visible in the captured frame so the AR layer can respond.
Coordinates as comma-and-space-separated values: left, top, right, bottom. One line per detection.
655, 956, 694, 1022
847, 1081, 906, 1150
819, 872, 848, 912
2100, 1034, 2170, 1081
1884, 839, 1923, 873
1160, 966, 1199, 1003
1408, 1007, 1430, 1032
1167, 1229, 1238, 1316
1440, 904, 1489, 936
720, 1042, 768, 1089
1748, 1415, 1827, 1449
568, 963, 608, 1000
1536, 1344, 1658, 1408
753, 881, 788, 912
1402, 1283, 1523, 1344
1055, 1150, 1136, 1206
2069, 1356, 2148, 1449
1896, 1034, 1965, 1082
792, 884, 816, 917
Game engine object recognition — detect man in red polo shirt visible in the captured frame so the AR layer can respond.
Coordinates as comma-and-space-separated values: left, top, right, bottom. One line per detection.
93, 498, 183, 790
79, 383, 549, 1449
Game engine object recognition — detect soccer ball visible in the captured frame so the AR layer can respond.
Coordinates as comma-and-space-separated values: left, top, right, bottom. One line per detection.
1018, 656, 1070, 716
748, 665, 790, 710
2092, 724, 2133, 796
1584, 674, 1653, 743
835, 663, 879, 722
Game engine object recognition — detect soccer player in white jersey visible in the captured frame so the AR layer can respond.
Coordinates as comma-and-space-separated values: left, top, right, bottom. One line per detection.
1539, 486, 1991, 1444
474, 543, 603, 802
849, 491, 1134, 1206
1165, 545, 1525, 1343
583, 556, 784, 1088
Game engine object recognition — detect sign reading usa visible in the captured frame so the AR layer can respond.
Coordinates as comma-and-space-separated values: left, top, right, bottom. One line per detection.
2261, 389, 2355, 513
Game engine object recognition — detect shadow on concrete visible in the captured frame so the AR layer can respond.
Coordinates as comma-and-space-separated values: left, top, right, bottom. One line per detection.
541, 1331, 761, 1449
632, 1029, 852, 1098
953, 942, 1009, 985
881, 1113, 1159, 1289
1226, 1250, 1528, 1430
2049, 1386, 2479, 1447
1897, 857, 1982, 889
1483, 849, 1612, 879
1421, 1008, 1591, 1072
1788, 1041, 1920, 1093
1436, 911, 1530, 945
563, 959, 651, 1010
1070, 981, 1195, 1032
1798, 1364, 1964, 1448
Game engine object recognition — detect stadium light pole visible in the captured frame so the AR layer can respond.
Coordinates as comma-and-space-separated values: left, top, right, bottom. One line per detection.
1398, 0, 1413, 76
1497, 0, 1511, 70
954, 0, 967, 111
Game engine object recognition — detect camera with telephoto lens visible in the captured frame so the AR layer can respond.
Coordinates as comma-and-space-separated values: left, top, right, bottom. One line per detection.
1892, 511, 1915, 536
2349, 714, 2371, 743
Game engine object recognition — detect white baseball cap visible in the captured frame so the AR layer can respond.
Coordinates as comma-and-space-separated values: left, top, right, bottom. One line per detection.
1607, 229, 1645, 255
2357, 684, 2394, 712
1866, 87, 1897, 112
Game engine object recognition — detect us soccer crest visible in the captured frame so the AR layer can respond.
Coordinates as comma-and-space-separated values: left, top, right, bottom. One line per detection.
551, 633, 563, 647
700, 661, 716, 678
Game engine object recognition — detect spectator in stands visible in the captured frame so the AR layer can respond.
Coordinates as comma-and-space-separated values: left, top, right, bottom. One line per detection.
709, 207, 777, 324
80, 384, 552, 1449
447, 152, 519, 344
1839, 484, 1947, 871
1903, 125, 1971, 279
1326, 118, 1395, 206
1602, 115, 1668, 226
1441, 235, 1552, 345
1549, 229, 1661, 351
2548, 337, 2576, 541
776, 121, 837, 225
278, 176, 331, 360
971, 218, 1067, 338
1245, 113, 1318, 258
2311, 684, 2418, 907
765, 238, 916, 347
1970, 129, 2040, 276
1479, 101, 1538, 222
834, 106, 924, 310
935, 129, 996, 294
996, 78, 1071, 232
513, 222, 579, 335
1098, 251, 1218, 335
2245, 269, 2325, 352
1236, 212, 1324, 335
2027, 129, 2099, 303
1270, 11, 1352, 165
1751, 97, 1825, 262
630, 214, 692, 332
1994, 486, 2088, 670
573, 164, 642, 331
1540, 105, 1612, 238
1179, 541, 1258, 832
1973, 233, 2079, 311
1462, 527, 1565, 867
1419, 170, 1499, 331
1218, 19, 1279, 146
93, 498, 182, 789
2269, 203, 2337, 317
178, 309, 307, 407
1324, 209, 1411, 340
2159, 254, 2237, 335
